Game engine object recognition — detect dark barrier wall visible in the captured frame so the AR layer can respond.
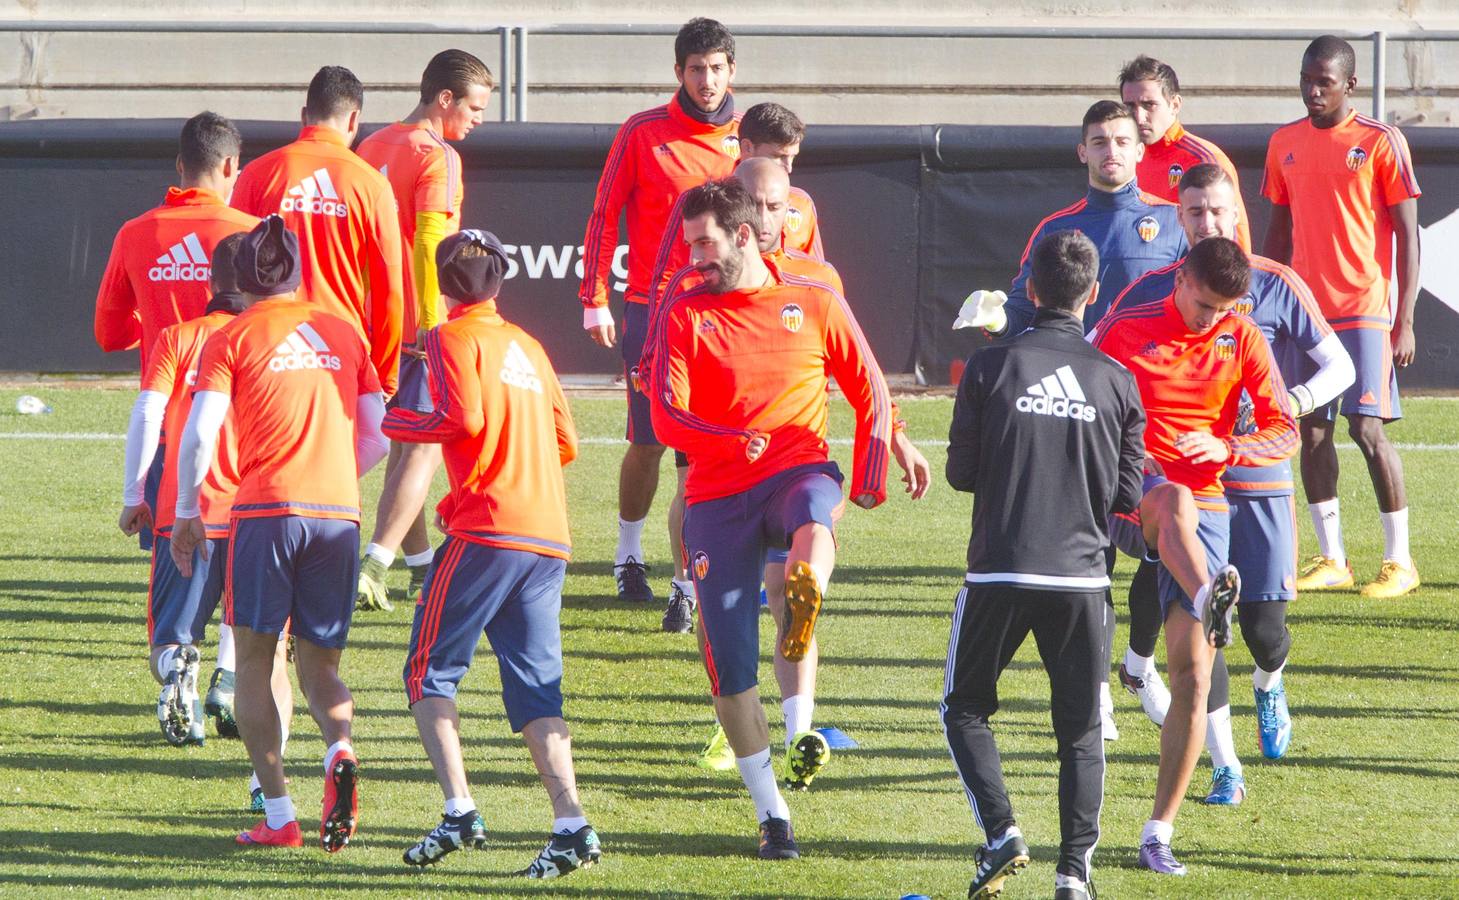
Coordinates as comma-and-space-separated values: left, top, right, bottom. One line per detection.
2, 119, 1456, 386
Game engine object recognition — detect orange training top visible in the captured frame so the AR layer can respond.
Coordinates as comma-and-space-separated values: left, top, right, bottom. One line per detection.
381, 301, 577, 559
230, 124, 404, 393
194, 297, 380, 521
94, 187, 259, 371
1137, 121, 1251, 252
1261, 110, 1420, 330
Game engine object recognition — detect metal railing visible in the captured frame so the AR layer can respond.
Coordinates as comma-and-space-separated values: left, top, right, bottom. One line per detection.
5, 20, 1458, 123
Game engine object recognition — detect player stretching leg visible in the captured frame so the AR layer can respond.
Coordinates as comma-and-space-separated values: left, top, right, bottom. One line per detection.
355, 50, 494, 612
1094, 238, 1298, 875
1263, 36, 1422, 597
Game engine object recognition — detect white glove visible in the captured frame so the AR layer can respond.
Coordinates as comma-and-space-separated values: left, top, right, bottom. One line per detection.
1288, 384, 1315, 417
953, 290, 1008, 332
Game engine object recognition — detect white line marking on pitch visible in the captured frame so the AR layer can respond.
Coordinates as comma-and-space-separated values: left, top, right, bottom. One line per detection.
4, 432, 1459, 451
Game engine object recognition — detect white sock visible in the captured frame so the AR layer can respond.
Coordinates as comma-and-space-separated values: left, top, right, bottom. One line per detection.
324, 740, 354, 773
735, 748, 790, 822
1205, 705, 1242, 772
1142, 818, 1174, 845
1253, 663, 1285, 693
1099, 680, 1114, 716
1054, 872, 1088, 892
1192, 582, 1210, 610
215, 624, 236, 671
782, 695, 814, 746
553, 815, 588, 835
616, 517, 646, 565
1310, 499, 1345, 566
364, 543, 395, 566
154, 646, 179, 681
263, 794, 296, 829
1124, 647, 1155, 677
988, 824, 1023, 850
1380, 508, 1411, 567
673, 578, 697, 605
808, 561, 831, 595
249, 771, 261, 792
404, 548, 435, 568
444, 796, 476, 818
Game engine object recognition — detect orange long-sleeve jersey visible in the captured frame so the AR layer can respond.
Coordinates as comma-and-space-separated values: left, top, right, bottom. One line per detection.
1093, 294, 1297, 507
230, 125, 404, 394
381, 302, 577, 559
1137, 122, 1251, 252
647, 269, 892, 506
579, 96, 741, 310
194, 298, 380, 522
356, 122, 464, 337
94, 187, 259, 371
143, 311, 241, 537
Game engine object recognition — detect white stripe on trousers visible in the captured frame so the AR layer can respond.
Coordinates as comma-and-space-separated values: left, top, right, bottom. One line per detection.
941, 584, 985, 834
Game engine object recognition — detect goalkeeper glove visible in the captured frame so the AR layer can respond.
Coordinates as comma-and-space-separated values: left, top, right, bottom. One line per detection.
952, 290, 1008, 333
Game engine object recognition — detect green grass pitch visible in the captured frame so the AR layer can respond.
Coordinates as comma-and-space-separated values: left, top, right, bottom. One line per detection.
1, 387, 1457, 898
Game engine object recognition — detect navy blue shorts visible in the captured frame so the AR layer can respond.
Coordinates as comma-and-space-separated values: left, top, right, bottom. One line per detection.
227, 516, 359, 649
622, 302, 660, 446
683, 462, 844, 697
139, 449, 164, 553
149, 535, 227, 646
387, 352, 434, 414
1304, 328, 1401, 421
403, 538, 567, 732
1229, 492, 1297, 603
1108, 474, 1230, 621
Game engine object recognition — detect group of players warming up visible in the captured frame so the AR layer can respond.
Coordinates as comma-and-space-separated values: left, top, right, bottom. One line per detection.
91, 16, 1421, 896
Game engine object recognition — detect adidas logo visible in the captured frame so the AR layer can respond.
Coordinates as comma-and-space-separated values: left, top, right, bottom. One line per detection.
1283, 152, 1296, 166
499, 339, 543, 393
280, 168, 349, 218
148, 232, 211, 282
269, 323, 342, 373
1015, 365, 1097, 422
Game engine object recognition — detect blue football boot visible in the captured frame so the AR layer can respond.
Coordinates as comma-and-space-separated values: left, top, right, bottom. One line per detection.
1255, 680, 1292, 759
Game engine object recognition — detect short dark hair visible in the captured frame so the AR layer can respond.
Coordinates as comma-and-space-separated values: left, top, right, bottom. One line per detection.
210, 232, 246, 293
675, 17, 735, 68
1029, 230, 1099, 312
680, 178, 758, 238
1118, 54, 1180, 100
305, 65, 364, 121
740, 102, 805, 148
178, 111, 241, 177
1183, 236, 1250, 299
1081, 100, 1135, 138
420, 49, 495, 104
1177, 162, 1234, 194
1304, 34, 1356, 81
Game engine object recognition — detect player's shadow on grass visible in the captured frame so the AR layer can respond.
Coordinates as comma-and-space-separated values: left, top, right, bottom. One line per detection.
0, 602, 136, 628
1284, 661, 1459, 683
0, 553, 146, 565
1288, 612, 1459, 633
829, 564, 964, 587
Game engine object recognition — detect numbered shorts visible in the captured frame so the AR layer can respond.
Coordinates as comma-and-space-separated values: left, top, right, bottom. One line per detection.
1305, 327, 1401, 421
226, 516, 359, 649
148, 535, 227, 647
683, 462, 844, 697
622, 300, 661, 445
387, 353, 434, 414
403, 538, 567, 732
1107, 474, 1231, 622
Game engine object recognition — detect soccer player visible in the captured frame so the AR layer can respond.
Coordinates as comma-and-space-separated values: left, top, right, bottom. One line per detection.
646, 179, 905, 859
354, 50, 495, 613
94, 111, 258, 551
1262, 35, 1423, 598
1106, 163, 1354, 800
967, 100, 1187, 341
383, 231, 601, 878
946, 230, 1145, 900
578, 18, 741, 604
119, 233, 248, 746
171, 216, 389, 850
1093, 237, 1298, 876
231, 65, 405, 396
1119, 55, 1252, 251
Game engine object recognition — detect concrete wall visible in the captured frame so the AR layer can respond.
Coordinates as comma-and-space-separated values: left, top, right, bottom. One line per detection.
3, 2, 1459, 125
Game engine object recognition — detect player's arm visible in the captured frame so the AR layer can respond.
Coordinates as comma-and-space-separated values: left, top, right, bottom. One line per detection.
822, 289, 894, 509
579, 118, 640, 346
637, 264, 697, 389
355, 391, 389, 475
382, 327, 483, 443
171, 389, 229, 577
1112, 373, 1147, 515
648, 192, 690, 311
1390, 198, 1421, 367
647, 308, 757, 457
1226, 335, 1298, 466
118, 332, 178, 534
945, 354, 983, 493
1259, 140, 1294, 264
547, 365, 579, 466
367, 181, 406, 396
413, 211, 450, 336
1276, 268, 1354, 414
94, 231, 141, 352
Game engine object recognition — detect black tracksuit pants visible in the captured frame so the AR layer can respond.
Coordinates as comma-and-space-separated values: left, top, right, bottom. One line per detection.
942, 583, 1109, 882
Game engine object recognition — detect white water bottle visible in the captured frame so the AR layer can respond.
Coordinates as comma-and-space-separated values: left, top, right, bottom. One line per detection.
15, 395, 51, 415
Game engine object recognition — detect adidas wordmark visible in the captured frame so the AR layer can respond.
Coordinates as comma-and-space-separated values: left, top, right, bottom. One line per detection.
281, 168, 349, 218
500, 340, 544, 393
270, 323, 342, 372
1015, 365, 1096, 422
148, 232, 211, 282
